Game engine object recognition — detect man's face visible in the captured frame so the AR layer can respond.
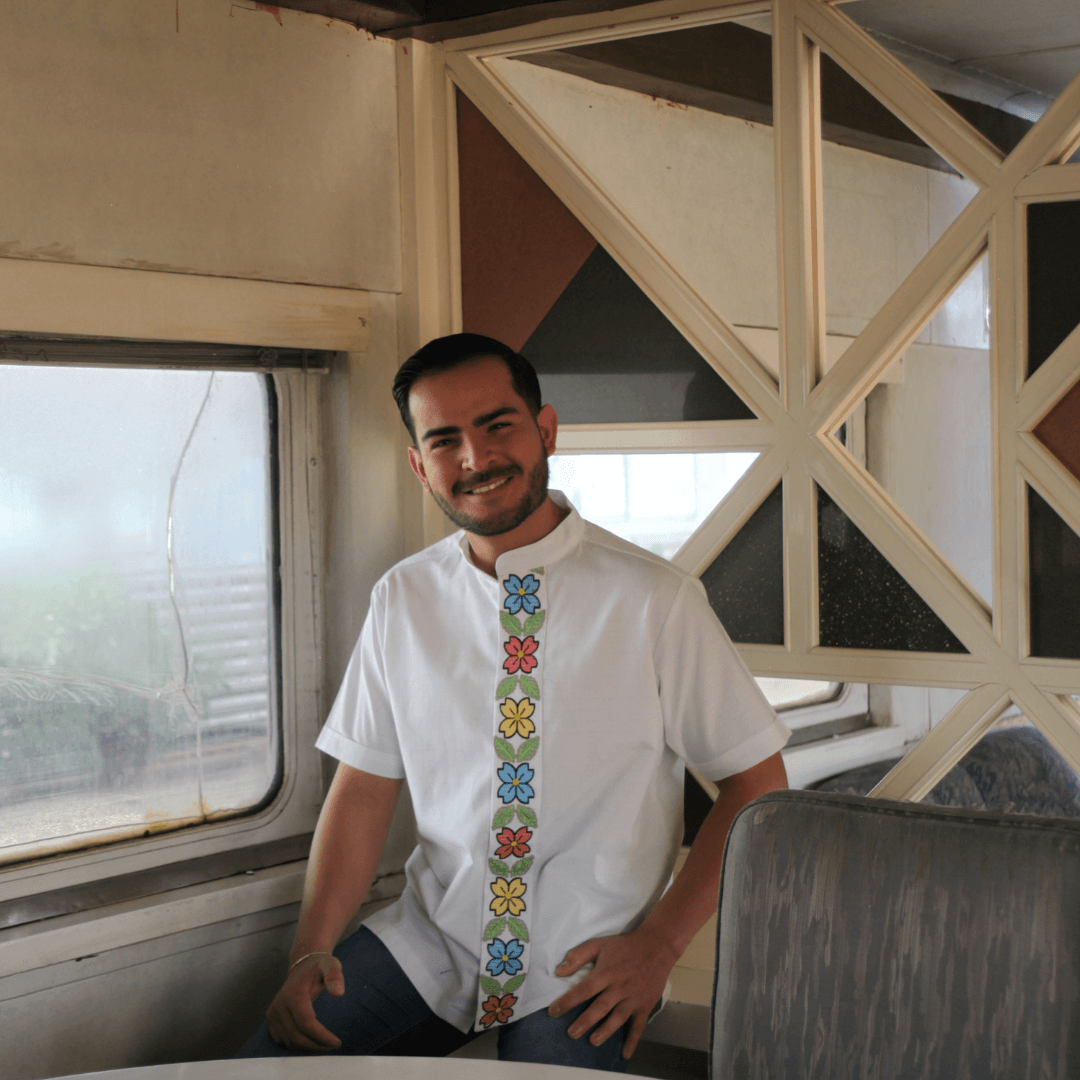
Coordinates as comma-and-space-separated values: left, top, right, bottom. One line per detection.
407, 356, 558, 537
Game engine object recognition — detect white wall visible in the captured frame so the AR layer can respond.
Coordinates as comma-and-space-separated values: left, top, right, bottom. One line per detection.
0, 5, 423, 1076
0, 0, 401, 292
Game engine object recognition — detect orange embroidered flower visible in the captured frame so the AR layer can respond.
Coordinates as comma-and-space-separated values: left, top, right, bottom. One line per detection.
479, 993, 517, 1027
495, 826, 532, 860
503, 635, 539, 675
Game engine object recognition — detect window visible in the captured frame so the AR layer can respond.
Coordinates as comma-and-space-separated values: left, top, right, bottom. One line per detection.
0, 366, 279, 865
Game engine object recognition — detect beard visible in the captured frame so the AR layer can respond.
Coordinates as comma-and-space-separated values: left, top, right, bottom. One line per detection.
431, 455, 549, 537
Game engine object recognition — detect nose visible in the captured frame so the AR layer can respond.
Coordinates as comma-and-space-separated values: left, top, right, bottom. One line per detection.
459, 430, 498, 475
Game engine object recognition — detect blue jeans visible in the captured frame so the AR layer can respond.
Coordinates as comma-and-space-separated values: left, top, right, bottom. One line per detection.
236, 926, 628, 1072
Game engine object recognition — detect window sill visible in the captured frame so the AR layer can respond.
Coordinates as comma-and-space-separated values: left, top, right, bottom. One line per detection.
782, 724, 907, 789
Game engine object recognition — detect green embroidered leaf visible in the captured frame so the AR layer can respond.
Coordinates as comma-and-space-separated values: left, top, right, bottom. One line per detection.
489, 858, 510, 877
481, 977, 503, 996
509, 856, 534, 876
491, 807, 514, 829
530, 567, 545, 575
516, 806, 538, 828
500, 611, 523, 635
482, 917, 507, 941
507, 917, 529, 942
494, 737, 515, 762
516, 737, 539, 762
502, 974, 526, 994
522, 609, 546, 635
519, 675, 540, 699
495, 675, 518, 698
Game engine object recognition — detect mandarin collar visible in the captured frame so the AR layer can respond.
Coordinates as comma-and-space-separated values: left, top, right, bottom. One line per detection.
455, 490, 584, 580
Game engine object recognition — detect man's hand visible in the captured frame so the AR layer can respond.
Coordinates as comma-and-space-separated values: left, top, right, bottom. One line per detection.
266, 953, 346, 1052
547, 923, 679, 1060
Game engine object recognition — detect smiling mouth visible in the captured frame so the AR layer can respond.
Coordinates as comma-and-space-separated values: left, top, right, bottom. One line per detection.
462, 475, 513, 495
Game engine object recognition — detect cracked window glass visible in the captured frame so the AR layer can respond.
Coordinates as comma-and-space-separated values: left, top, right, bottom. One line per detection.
0, 366, 277, 864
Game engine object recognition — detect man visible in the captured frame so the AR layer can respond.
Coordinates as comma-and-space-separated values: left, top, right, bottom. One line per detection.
238, 333, 789, 1070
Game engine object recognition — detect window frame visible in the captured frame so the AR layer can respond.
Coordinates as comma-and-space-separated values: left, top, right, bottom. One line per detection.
0, 364, 325, 907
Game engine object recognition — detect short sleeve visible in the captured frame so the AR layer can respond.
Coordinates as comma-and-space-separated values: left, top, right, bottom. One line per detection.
315, 582, 405, 778
656, 576, 789, 781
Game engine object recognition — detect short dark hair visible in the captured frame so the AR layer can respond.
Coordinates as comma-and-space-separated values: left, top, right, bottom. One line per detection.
392, 333, 543, 442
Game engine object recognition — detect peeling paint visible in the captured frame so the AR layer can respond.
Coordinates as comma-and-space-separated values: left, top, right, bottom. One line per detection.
255, 3, 282, 25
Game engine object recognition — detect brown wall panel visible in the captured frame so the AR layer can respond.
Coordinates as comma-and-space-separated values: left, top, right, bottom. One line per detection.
1035, 377, 1080, 484
457, 90, 596, 351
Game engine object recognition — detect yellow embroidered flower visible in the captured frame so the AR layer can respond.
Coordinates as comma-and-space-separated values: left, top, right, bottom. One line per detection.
489, 876, 527, 917
498, 697, 536, 740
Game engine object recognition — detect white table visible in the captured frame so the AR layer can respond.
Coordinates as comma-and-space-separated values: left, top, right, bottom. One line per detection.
54, 1058, 601, 1080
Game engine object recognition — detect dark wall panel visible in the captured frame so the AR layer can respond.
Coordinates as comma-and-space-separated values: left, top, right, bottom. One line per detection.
522, 246, 756, 423
817, 486, 967, 653
457, 90, 597, 351
1029, 485, 1080, 660
1034, 376, 1080, 484
1027, 199, 1080, 377
699, 484, 784, 645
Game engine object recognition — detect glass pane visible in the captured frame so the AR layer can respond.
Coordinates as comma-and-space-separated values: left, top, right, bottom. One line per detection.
0, 367, 277, 863
817, 485, 967, 652
757, 678, 838, 711
699, 483, 784, 645
860, 255, 993, 607
549, 451, 755, 559
1028, 200, 1080, 377
1028, 485, 1080, 660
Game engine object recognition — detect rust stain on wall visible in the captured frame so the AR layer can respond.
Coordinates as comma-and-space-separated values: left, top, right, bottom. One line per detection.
255, 3, 283, 25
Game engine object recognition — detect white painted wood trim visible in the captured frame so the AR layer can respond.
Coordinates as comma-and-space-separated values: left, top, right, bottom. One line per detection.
554, 420, 775, 452
737, 643, 993, 687
1015, 163, 1080, 200
444, 0, 769, 57
869, 685, 1010, 801
0, 258, 369, 352
990, 202, 1022, 658
1016, 320, 1080, 431
446, 53, 787, 427
1018, 435, 1080, 547
794, 0, 1002, 188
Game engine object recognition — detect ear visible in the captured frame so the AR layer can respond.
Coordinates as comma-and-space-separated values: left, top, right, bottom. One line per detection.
536, 403, 559, 456
408, 445, 431, 493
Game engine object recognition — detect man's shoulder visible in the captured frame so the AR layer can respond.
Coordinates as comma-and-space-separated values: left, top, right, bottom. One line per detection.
576, 519, 690, 590
373, 532, 465, 594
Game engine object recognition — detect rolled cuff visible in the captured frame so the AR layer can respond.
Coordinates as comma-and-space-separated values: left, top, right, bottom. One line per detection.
315, 725, 406, 779
692, 719, 791, 782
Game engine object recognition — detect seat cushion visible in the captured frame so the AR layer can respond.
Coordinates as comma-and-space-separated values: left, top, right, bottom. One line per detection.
711, 790, 1080, 1079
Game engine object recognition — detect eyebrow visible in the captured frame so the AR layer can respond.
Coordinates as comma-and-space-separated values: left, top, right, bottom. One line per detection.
421, 406, 520, 444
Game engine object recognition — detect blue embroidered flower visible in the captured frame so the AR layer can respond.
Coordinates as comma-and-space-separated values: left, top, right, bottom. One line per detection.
503, 574, 541, 615
486, 937, 524, 977
497, 761, 535, 804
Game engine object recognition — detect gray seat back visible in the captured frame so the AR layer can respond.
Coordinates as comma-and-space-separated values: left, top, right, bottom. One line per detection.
711, 790, 1080, 1080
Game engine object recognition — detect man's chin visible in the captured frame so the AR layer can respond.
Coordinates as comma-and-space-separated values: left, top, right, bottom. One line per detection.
435, 495, 545, 537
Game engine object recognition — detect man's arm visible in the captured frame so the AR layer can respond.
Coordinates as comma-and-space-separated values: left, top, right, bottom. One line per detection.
265, 762, 402, 1051
548, 751, 787, 1059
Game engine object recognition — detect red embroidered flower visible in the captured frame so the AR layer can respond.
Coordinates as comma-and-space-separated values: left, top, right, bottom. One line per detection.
480, 993, 518, 1027
495, 826, 532, 860
503, 635, 539, 674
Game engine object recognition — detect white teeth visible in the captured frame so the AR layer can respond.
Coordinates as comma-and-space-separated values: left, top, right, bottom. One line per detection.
466, 476, 511, 494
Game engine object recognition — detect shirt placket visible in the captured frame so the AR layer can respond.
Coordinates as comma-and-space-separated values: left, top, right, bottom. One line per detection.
474, 565, 546, 1030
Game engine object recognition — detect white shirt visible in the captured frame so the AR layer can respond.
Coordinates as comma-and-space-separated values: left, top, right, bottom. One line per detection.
316, 493, 789, 1031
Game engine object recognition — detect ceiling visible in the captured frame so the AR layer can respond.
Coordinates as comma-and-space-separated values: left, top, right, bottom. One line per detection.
274, 0, 1080, 118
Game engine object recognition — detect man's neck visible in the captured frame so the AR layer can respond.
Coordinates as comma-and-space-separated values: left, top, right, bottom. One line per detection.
466, 495, 570, 577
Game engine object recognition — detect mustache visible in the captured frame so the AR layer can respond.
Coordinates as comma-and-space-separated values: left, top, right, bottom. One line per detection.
454, 464, 521, 496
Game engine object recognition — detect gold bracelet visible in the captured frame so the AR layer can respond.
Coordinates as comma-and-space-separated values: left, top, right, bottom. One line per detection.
288, 950, 332, 974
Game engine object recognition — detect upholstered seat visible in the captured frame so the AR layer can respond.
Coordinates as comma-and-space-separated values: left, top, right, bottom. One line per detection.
711, 790, 1080, 1079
